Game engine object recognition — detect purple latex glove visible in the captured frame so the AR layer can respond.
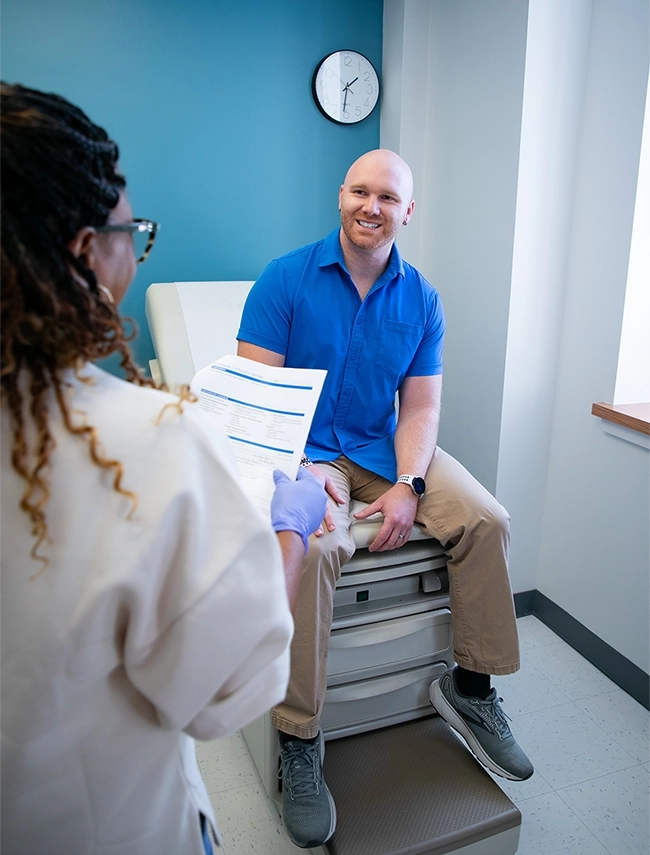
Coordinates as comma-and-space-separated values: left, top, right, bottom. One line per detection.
270, 468, 327, 552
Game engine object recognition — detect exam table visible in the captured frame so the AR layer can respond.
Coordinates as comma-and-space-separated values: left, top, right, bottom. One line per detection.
145, 280, 521, 855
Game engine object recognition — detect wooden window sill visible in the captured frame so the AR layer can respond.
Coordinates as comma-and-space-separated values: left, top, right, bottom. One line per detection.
592, 402, 650, 436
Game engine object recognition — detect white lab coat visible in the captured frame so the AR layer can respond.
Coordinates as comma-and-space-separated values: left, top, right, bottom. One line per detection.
1, 364, 293, 855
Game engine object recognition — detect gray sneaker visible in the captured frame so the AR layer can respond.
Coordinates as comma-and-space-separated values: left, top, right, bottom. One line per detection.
430, 667, 534, 781
278, 731, 336, 848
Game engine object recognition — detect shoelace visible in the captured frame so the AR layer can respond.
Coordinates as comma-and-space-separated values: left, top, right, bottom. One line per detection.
278, 742, 321, 799
470, 695, 513, 739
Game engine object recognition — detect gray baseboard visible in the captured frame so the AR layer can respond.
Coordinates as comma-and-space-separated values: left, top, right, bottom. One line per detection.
514, 589, 649, 710
513, 590, 536, 617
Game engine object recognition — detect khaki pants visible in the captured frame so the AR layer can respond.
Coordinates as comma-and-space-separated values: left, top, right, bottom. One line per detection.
271, 448, 520, 739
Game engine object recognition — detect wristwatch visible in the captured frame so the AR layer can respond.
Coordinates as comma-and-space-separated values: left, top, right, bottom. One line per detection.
397, 474, 426, 498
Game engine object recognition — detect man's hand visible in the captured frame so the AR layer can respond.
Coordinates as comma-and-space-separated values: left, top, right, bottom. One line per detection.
306, 464, 345, 536
353, 483, 418, 552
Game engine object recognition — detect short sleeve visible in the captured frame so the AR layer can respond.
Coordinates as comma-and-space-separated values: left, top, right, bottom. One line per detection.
406, 289, 446, 376
237, 260, 293, 356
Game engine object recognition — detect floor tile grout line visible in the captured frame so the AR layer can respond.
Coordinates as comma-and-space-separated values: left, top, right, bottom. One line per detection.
203, 777, 268, 798
510, 754, 645, 804
553, 790, 618, 855
513, 786, 618, 855
573, 710, 650, 763
553, 759, 650, 791
551, 785, 627, 855
506, 697, 608, 721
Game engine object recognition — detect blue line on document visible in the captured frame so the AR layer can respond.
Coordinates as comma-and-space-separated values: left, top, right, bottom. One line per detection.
200, 388, 304, 416
228, 436, 292, 454
211, 364, 313, 390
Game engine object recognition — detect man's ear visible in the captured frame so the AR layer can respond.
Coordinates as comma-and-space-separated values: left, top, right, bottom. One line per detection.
67, 226, 97, 268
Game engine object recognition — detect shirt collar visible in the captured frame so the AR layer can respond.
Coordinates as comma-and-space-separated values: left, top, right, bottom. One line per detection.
319, 228, 406, 281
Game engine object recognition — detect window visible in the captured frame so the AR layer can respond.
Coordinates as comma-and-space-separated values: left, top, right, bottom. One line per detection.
614, 67, 650, 406
593, 66, 649, 444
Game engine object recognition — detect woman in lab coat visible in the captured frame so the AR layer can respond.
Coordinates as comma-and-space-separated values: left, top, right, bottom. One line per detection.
0, 83, 325, 855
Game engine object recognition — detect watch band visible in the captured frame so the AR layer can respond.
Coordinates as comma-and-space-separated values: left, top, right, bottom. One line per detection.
397, 474, 426, 497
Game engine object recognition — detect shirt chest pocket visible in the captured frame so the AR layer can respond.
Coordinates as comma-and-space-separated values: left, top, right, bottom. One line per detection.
374, 318, 424, 379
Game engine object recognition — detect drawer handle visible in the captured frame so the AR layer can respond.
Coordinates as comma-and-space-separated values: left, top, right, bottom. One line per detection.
326, 668, 436, 702
330, 614, 440, 649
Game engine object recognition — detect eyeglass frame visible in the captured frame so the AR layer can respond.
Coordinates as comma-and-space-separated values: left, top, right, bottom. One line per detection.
95, 218, 160, 264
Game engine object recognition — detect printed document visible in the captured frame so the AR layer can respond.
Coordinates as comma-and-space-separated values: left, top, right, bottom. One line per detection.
190, 355, 326, 516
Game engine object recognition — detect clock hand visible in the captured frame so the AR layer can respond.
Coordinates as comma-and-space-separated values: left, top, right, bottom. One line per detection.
342, 76, 359, 111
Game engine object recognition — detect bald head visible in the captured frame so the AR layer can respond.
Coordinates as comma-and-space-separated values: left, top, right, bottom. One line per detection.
343, 149, 414, 204
338, 149, 415, 255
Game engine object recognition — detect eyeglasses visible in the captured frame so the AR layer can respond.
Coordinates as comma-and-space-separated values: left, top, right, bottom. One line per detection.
95, 219, 160, 264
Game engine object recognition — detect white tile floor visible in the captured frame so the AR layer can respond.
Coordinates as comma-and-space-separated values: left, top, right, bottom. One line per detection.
197, 616, 650, 854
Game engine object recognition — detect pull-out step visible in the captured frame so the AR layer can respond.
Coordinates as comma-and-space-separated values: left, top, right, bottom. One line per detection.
322, 716, 521, 855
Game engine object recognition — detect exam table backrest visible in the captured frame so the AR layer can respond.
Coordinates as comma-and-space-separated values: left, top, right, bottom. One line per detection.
145, 281, 255, 387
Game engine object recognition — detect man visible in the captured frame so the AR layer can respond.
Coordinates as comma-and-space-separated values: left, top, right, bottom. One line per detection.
237, 149, 533, 849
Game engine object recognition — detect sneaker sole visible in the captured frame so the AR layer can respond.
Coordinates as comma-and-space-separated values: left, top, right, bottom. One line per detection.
315, 732, 337, 844
282, 732, 337, 848
430, 679, 531, 782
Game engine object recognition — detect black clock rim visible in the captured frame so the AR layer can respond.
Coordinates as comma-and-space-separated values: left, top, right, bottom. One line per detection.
311, 49, 380, 126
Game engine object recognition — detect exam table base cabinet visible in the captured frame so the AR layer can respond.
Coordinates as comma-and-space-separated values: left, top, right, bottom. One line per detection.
242, 536, 454, 803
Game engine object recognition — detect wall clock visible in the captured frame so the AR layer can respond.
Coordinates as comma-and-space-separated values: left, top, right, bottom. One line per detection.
312, 50, 380, 125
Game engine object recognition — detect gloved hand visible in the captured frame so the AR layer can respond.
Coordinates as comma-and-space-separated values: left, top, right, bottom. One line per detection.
270, 467, 327, 553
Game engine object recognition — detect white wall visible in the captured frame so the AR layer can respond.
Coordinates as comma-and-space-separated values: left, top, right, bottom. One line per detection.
536, 0, 649, 673
497, 1, 593, 593
382, 0, 649, 673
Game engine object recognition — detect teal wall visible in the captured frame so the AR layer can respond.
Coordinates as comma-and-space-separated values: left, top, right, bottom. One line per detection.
2, 0, 383, 372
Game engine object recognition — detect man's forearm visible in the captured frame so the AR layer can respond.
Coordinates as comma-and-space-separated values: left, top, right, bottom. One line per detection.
394, 374, 442, 477
394, 406, 439, 476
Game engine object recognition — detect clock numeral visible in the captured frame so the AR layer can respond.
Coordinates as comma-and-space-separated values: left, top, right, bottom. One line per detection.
344, 55, 352, 66
364, 71, 372, 82
367, 84, 374, 94
355, 106, 362, 117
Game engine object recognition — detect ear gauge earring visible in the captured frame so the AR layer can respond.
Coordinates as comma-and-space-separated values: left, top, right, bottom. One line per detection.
402, 220, 409, 226
97, 284, 115, 306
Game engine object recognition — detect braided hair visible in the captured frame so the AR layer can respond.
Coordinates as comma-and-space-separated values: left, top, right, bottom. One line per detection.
1, 82, 153, 568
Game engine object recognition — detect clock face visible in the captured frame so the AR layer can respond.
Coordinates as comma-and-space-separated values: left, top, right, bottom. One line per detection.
312, 50, 380, 125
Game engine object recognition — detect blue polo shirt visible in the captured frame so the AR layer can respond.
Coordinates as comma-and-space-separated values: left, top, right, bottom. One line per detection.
237, 229, 445, 482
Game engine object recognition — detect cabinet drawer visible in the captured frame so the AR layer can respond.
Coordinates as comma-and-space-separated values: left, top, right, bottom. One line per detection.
327, 608, 451, 684
322, 661, 447, 736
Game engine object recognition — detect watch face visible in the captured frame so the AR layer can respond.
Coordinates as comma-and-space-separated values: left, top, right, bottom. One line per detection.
312, 50, 380, 125
412, 477, 426, 496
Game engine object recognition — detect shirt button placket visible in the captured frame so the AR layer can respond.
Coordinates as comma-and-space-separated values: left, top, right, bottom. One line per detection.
334, 308, 364, 434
